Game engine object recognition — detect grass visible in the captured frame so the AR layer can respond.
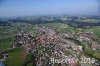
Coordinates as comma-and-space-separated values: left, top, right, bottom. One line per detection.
23, 54, 33, 66
24, 54, 32, 63
84, 47, 100, 60
0, 26, 18, 36
0, 36, 16, 51
77, 19, 100, 23
4, 48, 23, 66
27, 63, 33, 66
31, 22, 100, 37
31, 22, 75, 33
64, 50, 72, 56
1, 22, 99, 66
91, 26, 100, 37
80, 26, 100, 37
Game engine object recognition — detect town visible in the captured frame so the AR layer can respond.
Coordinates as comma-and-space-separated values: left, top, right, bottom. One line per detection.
0, 23, 100, 66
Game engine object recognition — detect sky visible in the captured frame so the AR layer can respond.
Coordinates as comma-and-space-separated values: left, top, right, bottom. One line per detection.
0, 0, 99, 17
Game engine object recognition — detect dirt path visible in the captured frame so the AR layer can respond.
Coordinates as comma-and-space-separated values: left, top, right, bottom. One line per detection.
21, 48, 27, 64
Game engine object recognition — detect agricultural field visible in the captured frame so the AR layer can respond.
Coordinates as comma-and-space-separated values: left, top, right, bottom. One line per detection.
77, 18, 100, 23
0, 36, 16, 51
4, 48, 23, 66
0, 21, 100, 66
0, 26, 18, 37
31, 22, 100, 37
23, 54, 33, 66
0, 0, 100, 65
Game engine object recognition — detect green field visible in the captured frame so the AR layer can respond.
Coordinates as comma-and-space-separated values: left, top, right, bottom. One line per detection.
4, 48, 23, 66
23, 54, 33, 66
0, 36, 16, 51
27, 63, 32, 66
90, 26, 100, 36
0, 22, 100, 66
0, 26, 18, 36
77, 19, 100, 23
31, 22, 75, 33
31, 23, 100, 37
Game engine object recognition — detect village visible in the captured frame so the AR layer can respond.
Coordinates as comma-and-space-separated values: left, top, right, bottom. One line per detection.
0, 26, 100, 66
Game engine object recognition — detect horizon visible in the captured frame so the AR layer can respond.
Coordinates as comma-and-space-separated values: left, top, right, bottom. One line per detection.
0, 0, 100, 17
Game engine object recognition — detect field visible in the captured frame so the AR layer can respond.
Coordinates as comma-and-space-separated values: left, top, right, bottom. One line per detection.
23, 54, 33, 66
0, 22, 100, 66
77, 19, 100, 23
31, 22, 100, 37
90, 26, 100, 36
0, 36, 16, 51
0, 26, 18, 37
27, 63, 32, 66
4, 48, 23, 66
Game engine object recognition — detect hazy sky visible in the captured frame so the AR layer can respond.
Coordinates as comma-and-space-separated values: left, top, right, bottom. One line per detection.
0, 0, 99, 17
